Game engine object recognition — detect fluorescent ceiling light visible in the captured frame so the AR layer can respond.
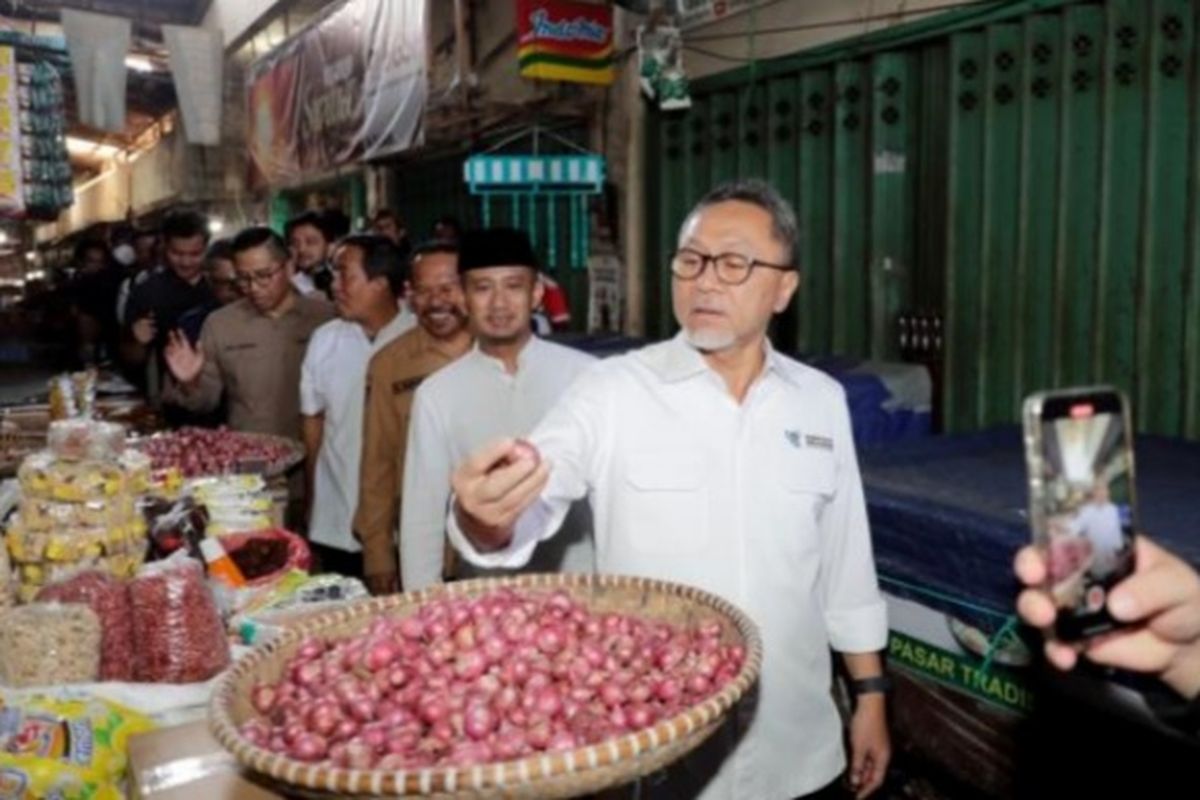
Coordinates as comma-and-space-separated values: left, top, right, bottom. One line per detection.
125, 54, 157, 73
65, 136, 122, 160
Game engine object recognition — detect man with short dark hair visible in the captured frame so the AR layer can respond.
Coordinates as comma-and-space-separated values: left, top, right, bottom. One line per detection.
354, 240, 472, 594
300, 235, 414, 576
68, 239, 121, 365
122, 211, 214, 404
115, 227, 161, 327
432, 215, 462, 243
176, 239, 241, 344
286, 210, 336, 299
371, 208, 411, 256
162, 226, 332, 438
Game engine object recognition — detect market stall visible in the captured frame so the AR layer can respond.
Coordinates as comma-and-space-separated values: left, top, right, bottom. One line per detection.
0, 402, 347, 797
0, 404, 763, 798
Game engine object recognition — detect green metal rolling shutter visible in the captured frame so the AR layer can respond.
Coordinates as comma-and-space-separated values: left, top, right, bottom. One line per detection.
644, 0, 1200, 438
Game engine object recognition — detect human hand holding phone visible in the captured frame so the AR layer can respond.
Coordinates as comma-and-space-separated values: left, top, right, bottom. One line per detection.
1015, 537, 1200, 699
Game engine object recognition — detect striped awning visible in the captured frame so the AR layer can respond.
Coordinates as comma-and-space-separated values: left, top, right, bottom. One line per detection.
463, 154, 605, 193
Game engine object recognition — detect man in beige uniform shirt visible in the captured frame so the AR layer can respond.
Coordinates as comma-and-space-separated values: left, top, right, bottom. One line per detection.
162, 226, 333, 439
354, 241, 472, 595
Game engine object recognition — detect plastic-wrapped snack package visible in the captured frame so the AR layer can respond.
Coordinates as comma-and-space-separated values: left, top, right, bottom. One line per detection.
15, 451, 54, 497
0, 692, 154, 800
71, 370, 97, 418
20, 497, 135, 533
0, 603, 101, 687
47, 375, 77, 420
117, 449, 151, 494
5, 523, 108, 566
232, 572, 368, 645
47, 420, 126, 462
187, 474, 265, 496
129, 554, 230, 683
36, 571, 134, 682
19, 455, 125, 503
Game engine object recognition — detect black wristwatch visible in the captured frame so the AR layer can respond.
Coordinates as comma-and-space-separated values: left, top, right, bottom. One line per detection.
849, 676, 892, 696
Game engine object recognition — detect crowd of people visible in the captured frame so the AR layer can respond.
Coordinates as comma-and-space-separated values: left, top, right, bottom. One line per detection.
39, 182, 1200, 797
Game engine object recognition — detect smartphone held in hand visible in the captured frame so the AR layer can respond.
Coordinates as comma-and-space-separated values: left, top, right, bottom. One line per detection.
1023, 386, 1138, 641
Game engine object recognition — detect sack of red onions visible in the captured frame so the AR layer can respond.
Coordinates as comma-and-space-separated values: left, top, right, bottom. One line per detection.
236, 587, 748, 770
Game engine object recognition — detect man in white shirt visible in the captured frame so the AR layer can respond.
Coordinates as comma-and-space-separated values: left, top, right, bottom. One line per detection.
1071, 479, 1126, 577
400, 227, 596, 591
300, 235, 413, 576
450, 182, 891, 799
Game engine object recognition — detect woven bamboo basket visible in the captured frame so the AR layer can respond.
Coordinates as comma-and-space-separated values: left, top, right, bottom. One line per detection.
210, 572, 763, 799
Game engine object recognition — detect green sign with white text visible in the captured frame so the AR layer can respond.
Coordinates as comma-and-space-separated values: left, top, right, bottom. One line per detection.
888, 631, 1035, 715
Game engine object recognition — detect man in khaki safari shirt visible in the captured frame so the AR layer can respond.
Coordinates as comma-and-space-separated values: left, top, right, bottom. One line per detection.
354, 241, 472, 595
163, 226, 333, 439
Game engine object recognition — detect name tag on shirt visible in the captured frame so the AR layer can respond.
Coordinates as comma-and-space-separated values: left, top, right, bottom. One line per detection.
785, 430, 834, 451
804, 434, 834, 451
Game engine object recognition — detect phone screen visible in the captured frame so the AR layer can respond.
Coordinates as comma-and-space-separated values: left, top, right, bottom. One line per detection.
1031, 390, 1137, 639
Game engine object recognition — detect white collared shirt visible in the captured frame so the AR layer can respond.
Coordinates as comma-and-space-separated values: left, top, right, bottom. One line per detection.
394, 298, 417, 334
449, 333, 887, 800
401, 337, 597, 590
291, 271, 317, 297
300, 313, 410, 552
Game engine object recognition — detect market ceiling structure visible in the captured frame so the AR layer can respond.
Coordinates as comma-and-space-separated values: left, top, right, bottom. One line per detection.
0, 0, 214, 179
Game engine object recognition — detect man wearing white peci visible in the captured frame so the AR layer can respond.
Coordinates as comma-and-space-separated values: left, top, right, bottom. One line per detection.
448, 181, 891, 800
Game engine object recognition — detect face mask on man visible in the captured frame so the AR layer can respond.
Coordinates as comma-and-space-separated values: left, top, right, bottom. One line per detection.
113, 243, 136, 267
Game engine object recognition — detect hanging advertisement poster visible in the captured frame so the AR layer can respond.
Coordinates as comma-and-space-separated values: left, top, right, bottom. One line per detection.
0, 46, 21, 214
587, 250, 623, 333
517, 0, 615, 86
246, 0, 426, 186
670, 0, 773, 30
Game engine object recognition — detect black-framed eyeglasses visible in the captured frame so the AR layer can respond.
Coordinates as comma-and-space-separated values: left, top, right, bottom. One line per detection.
670, 247, 794, 286
233, 264, 285, 288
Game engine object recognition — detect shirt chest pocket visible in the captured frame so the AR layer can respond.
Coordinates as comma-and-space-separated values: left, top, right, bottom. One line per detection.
777, 451, 837, 496
774, 450, 837, 553
619, 451, 709, 556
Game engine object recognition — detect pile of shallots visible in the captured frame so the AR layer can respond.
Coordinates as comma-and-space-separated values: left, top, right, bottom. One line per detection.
240, 588, 745, 769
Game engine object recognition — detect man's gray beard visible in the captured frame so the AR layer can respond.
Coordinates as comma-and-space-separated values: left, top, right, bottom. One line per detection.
683, 326, 736, 352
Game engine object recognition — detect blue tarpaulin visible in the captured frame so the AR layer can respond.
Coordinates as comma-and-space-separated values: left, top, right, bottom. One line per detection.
861, 427, 1200, 625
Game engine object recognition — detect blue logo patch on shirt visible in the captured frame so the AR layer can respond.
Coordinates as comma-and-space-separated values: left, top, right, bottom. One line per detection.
784, 430, 802, 449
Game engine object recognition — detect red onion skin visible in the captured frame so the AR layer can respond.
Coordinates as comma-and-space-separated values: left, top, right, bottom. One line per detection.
247, 591, 745, 770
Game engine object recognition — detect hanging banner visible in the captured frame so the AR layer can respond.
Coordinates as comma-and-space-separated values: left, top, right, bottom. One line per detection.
670, 0, 773, 30
0, 46, 22, 214
163, 25, 224, 146
246, 0, 426, 186
61, 9, 131, 133
517, 0, 615, 86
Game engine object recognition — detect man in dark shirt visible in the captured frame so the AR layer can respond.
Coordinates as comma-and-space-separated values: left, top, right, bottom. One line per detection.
122, 210, 214, 411
177, 239, 240, 344
68, 239, 123, 365
286, 211, 337, 300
